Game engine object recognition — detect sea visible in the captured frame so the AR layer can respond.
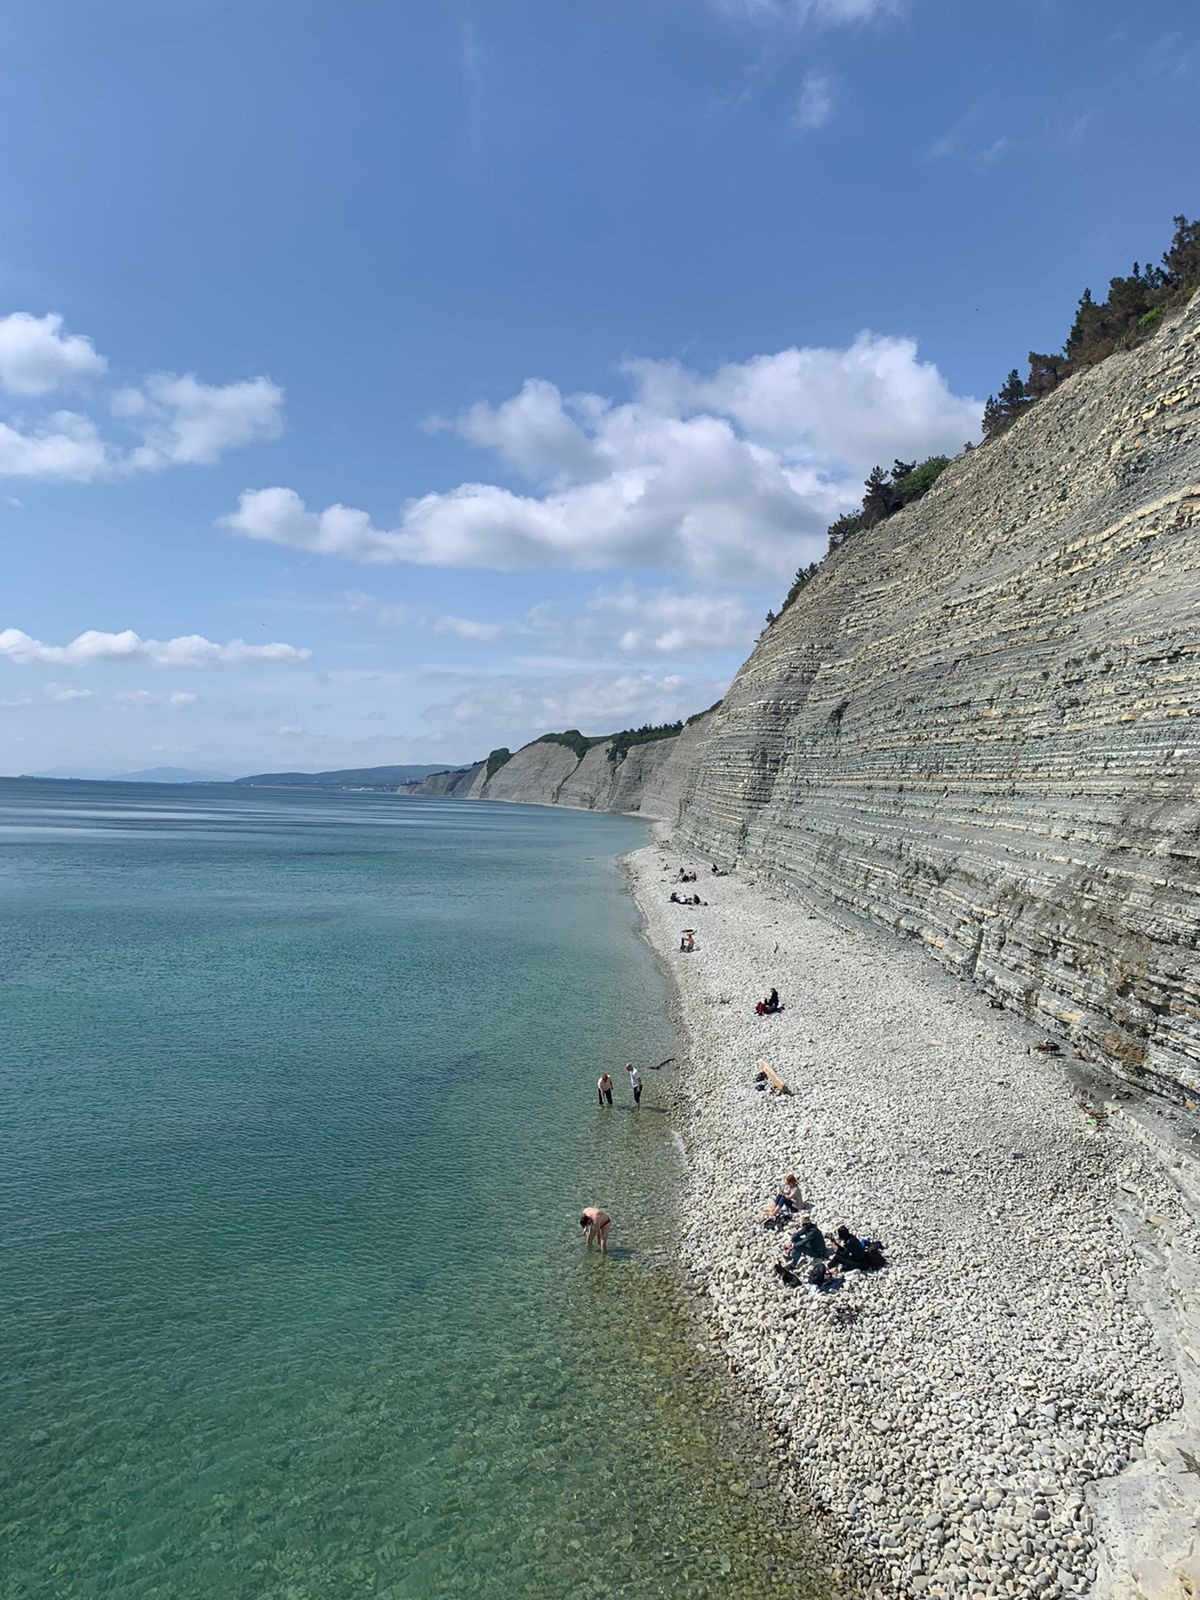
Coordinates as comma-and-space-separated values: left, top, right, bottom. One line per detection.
0, 779, 823, 1600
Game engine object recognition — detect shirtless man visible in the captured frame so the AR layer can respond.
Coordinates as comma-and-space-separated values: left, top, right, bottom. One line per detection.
580, 1207, 612, 1253
597, 1072, 614, 1107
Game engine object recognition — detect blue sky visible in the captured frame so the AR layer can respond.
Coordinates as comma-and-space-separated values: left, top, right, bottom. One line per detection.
1, 0, 1196, 775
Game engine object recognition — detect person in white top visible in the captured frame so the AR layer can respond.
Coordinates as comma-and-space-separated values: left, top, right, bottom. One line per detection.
625, 1062, 642, 1108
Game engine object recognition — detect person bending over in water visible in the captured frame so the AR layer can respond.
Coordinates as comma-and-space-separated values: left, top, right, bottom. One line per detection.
597, 1072, 614, 1106
580, 1207, 612, 1253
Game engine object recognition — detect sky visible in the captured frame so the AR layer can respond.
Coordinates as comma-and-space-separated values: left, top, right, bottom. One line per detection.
1, 0, 1197, 777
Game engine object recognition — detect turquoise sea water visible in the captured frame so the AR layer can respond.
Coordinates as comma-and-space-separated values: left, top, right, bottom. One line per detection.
0, 780, 821, 1600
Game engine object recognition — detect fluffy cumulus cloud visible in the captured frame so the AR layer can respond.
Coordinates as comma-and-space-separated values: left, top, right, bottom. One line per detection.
0, 412, 109, 480
114, 374, 283, 469
0, 628, 309, 667
44, 683, 93, 702
224, 332, 977, 584
0, 313, 107, 396
0, 310, 284, 480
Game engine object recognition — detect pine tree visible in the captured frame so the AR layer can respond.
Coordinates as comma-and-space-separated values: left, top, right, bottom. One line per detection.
997, 368, 1031, 421
861, 465, 891, 526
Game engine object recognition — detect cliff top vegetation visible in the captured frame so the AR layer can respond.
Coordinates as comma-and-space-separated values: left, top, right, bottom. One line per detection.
775, 214, 1199, 624
982, 213, 1200, 441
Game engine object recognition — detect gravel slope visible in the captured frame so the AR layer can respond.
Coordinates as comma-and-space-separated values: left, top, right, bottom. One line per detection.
628, 839, 1196, 1600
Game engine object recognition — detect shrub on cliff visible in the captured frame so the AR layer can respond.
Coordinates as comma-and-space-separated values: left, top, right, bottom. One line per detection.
982, 213, 1200, 441
607, 722, 683, 763
776, 454, 952, 619
486, 747, 512, 779
535, 729, 595, 761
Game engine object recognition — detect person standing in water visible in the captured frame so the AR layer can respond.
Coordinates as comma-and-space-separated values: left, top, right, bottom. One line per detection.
625, 1061, 642, 1108
597, 1072, 614, 1107
580, 1207, 612, 1253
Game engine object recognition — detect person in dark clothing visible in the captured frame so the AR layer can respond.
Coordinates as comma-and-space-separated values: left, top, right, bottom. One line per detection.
831, 1226, 874, 1272
784, 1218, 828, 1271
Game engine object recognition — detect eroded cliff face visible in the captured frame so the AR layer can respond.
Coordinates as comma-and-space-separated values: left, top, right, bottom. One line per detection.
673, 294, 1200, 1100
400, 720, 712, 820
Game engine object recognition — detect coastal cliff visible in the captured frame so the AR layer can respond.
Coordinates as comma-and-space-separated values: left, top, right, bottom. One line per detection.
671, 291, 1200, 1102
401, 714, 712, 819
406, 293, 1200, 1101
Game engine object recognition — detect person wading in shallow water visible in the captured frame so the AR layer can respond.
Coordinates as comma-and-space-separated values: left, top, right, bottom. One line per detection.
597, 1072, 614, 1106
580, 1207, 612, 1253
626, 1061, 642, 1108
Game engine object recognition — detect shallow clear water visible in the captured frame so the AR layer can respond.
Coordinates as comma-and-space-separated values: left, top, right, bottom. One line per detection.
0, 780, 823, 1599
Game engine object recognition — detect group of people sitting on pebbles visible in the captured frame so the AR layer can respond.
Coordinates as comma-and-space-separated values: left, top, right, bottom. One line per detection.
669, 890, 706, 906
762, 1174, 886, 1291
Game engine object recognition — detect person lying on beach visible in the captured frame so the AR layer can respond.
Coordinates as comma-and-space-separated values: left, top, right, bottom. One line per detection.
784, 1218, 829, 1269
580, 1207, 612, 1253
755, 988, 781, 1015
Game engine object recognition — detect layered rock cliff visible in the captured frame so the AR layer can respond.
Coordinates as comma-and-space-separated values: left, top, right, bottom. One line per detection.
673, 292, 1200, 1101
400, 717, 712, 820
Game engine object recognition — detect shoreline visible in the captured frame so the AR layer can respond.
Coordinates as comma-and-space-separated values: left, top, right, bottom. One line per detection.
624, 830, 1199, 1600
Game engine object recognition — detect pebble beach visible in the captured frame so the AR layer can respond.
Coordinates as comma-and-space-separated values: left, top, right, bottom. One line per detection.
627, 836, 1199, 1600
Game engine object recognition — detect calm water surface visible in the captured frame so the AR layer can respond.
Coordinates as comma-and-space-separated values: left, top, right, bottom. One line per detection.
0, 780, 822, 1599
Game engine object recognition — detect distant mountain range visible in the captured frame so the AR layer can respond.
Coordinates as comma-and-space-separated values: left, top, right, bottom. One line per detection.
22, 766, 234, 783
16, 762, 458, 788
234, 764, 455, 788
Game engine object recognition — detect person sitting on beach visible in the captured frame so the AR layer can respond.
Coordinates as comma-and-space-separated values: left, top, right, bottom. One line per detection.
755, 987, 781, 1016
784, 1218, 828, 1270
679, 931, 695, 952
580, 1207, 612, 1253
669, 891, 680, 903
830, 1226, 880, 1272
763, 1174, 802, 1225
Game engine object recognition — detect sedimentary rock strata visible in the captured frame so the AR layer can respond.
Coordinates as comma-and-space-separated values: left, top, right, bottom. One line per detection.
674, 294, 1200, 1101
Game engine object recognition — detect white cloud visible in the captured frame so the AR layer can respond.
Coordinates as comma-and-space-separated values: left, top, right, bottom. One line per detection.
0, 312, 284, 481
589, 585, 758, 655
44, 682, 93, 701
224, 332, 976, 585
0, 628, 310, 667
433, 614, 505, 642
443, 378, 600, 481
792, 69, 836, 129
0, 412, 109, 479
0, 312, 107, 396
114, 689, 198, 706
0, 695, 33, 707
424, 668, 724, 746
711, 0, 895, 25
277, 724, 305, 735
116, 373, 284, 469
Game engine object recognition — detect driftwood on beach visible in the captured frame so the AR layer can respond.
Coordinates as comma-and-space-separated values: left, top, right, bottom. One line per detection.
756, 1059, 791, 1095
